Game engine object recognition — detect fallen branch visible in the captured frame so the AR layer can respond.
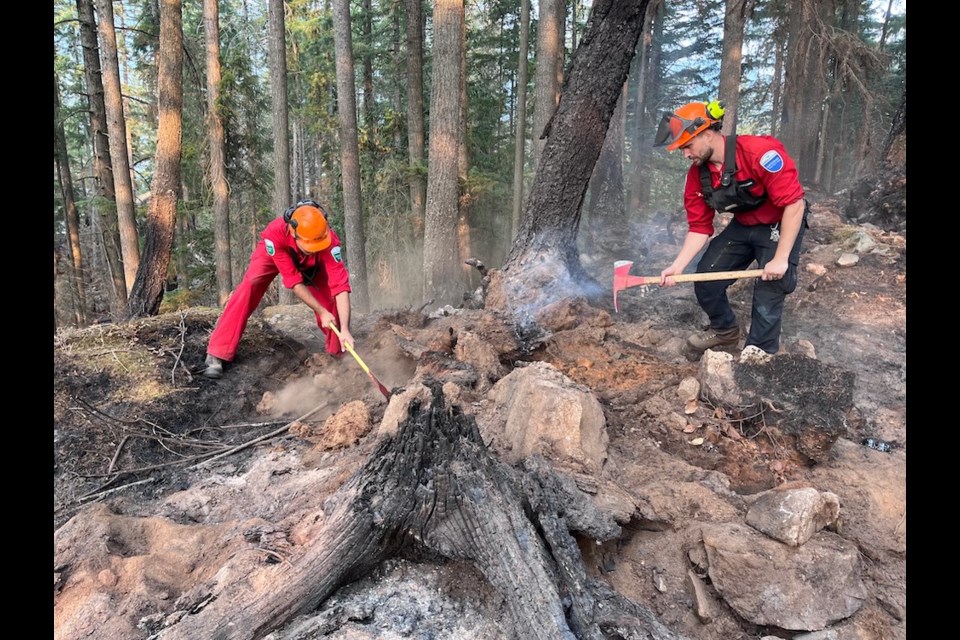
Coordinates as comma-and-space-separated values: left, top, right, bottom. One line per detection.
188, 401, 329, 470
78, 477, 157, 504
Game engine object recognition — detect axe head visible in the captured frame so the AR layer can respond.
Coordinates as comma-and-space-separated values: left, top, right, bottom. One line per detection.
613, 260, 652, 313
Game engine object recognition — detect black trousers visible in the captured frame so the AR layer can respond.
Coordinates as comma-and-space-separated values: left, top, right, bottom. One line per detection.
694, 203, 809, 353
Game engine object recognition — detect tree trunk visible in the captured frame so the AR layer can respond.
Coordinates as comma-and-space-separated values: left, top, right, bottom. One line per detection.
155, 382, 684, 640
626, 0, 660, 218
332, 0, 371, 313
203, 0, 233, 306
780, 0, 830, 184
489, 0, 649, 317
96, 0, 140, 292
422, 0, 465, 307
405, 0, 427, 244
718, 0, 753, 134
457, 10, 474, 292
584, 82, 628, 257
361, 0, 377, 145
268, 0, 294, 305
510, 0, 530, 243
76, 0, 127, 315
532, 0, 563, 168
126, 0, 183, 319
55, 68, 88, 326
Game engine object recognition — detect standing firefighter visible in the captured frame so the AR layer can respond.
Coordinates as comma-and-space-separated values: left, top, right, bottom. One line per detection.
653, 100, 810, 357
201, 200, 355, 379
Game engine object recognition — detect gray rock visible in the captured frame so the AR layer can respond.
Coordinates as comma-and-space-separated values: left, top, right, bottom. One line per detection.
702, 523, 866, 630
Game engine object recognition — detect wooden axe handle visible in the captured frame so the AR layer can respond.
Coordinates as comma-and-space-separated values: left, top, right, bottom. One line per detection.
660, 268, 764, 283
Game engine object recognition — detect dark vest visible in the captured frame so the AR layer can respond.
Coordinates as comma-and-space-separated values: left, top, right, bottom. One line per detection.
699, 134, 767, 214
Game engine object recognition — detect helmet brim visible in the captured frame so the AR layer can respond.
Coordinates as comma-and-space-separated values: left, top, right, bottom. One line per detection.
297, 231, 332, 253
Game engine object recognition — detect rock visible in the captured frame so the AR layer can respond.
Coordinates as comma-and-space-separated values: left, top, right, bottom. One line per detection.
702, 523, 866, 630
836, 253, 859, 267
686, 569, 715, 623
745, 487, 840, 546
676, 377, 700, 402
485, 362, 608, 475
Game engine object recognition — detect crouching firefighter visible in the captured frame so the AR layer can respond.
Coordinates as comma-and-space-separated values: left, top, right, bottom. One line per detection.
652, 98, 810, 357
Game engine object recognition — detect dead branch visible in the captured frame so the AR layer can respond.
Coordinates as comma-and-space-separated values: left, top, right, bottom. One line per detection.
78, 477, 157, 504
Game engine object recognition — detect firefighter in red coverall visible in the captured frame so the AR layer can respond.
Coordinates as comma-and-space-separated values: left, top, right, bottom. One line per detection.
201, 200, 355, 379
653, 100, 810, 357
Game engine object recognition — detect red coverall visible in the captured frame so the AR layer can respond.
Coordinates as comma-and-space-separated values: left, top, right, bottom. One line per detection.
206, 217, 352, 361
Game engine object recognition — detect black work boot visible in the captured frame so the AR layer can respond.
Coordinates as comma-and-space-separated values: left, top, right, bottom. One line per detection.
202, 354, 223, 379
686, 326, 741, 354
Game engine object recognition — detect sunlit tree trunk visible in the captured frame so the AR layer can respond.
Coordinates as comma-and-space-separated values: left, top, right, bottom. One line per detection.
203, 0, 233, 306
457, 9, 474, 291
76, 0, 127, 315
332, 0, 371, 312
361, 0, 377, 145
422, 0, 464, 306
268, 0, 294, 304
126, 0, 183, 318
718, 0, 755, 134
532, 0, 563, 168
405, 0, 427, 240
55, 69, 88, 327
510, 0, 530, 243
96, 0, 140, 292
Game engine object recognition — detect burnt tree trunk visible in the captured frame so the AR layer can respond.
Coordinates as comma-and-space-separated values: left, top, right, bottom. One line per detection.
491, 0, 648, 316
159, 382, 683, 640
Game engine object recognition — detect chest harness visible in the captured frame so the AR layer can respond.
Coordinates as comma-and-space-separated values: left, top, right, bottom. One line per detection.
699, 133, 767, 214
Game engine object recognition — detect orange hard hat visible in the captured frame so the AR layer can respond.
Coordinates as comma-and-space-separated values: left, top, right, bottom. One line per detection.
653, 101, 722, 151
285, 201, 331, 252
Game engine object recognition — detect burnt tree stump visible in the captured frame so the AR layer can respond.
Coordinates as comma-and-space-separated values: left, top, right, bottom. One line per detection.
159, 380, 684, 640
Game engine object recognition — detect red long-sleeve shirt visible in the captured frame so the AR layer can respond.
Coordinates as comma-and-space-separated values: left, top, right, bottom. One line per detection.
683, 135, 805, 236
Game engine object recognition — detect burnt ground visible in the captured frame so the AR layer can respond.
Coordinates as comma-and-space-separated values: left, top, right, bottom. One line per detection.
53, 193, 906, 640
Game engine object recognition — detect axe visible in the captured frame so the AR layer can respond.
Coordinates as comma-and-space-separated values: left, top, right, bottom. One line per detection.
329, 324, 391, 399
613, 260, 763, 313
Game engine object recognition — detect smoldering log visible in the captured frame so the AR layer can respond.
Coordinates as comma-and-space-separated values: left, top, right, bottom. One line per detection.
159, 380, 685, 640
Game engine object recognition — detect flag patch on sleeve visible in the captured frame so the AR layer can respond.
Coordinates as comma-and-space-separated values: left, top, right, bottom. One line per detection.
332, 246, 343, 263
759, 150, 784, 173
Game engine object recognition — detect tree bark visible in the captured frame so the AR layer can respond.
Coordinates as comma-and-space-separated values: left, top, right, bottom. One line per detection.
55, 68, 88, 326
491, 0, 649, 316
422, 0, 465, 307
332, 0, 371, 313
626, 0, 660, 218
780, 0, 830, 184
510, 0, 531, 243
718, 0, 753, 135
157, 382, 684, 640
126, 0, 183, 319
268, 0, 294, 305
405, 0, 427, 247
457, 10, 474, 292
203, 0, 233, 306
532, 0, 563, 168
76, 0, 127, 315
96, 0, 141, 292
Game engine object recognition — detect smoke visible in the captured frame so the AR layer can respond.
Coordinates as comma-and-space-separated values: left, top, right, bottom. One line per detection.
268, 376, 328, 419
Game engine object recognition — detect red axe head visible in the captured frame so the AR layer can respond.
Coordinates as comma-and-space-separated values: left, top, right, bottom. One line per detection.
613, 260, 653, 313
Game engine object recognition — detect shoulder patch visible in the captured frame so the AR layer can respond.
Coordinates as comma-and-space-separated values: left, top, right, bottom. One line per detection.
759, 150, 784, 173
264, 239, 275, 256
331, 246, 343, 263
